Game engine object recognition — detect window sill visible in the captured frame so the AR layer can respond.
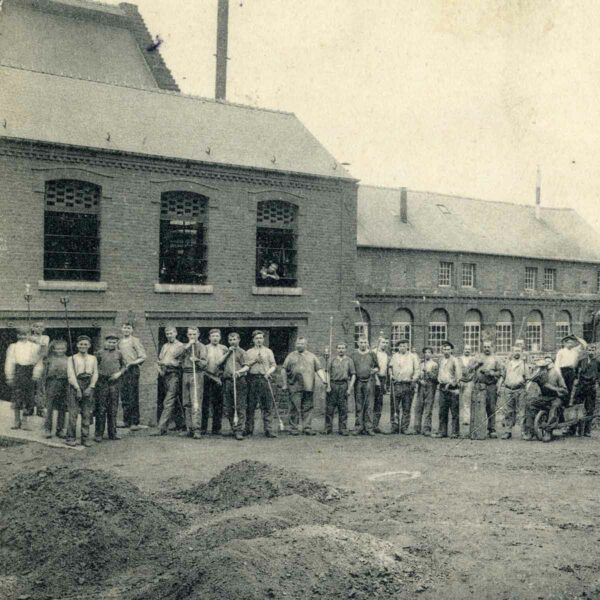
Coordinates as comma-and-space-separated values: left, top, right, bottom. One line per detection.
154, 283, 214, 294
38, 280, 107, 292
252, 286, 303, 296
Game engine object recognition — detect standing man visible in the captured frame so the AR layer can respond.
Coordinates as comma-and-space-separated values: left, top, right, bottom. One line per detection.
202, 329, 228, 435
218, 332, 249, 440
42, 339, 69, 439
474, 341, 503, 438
433, 341, 462, 438
388, 338, 420, 434
325, 342, 355, 435
156, 325, 185, 435
373, 337, 390, 434
555, 334, 588, 397
413, 346, 438, 436
350, 336, 379, 436
498, 345, 529, 439
29, 321, 50, 417
66, 335, 98, 447
118, 322, 147, 432
180, 327, 207, 439
282, 337, 327, 435
459, 345, 477, 430
574, 345, 599, 437
245, 330, 278, 438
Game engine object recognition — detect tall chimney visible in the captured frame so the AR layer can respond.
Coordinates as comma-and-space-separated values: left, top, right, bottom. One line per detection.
215, 0, 229, 101
535, 166, 541, 220
400, 187, 408, 223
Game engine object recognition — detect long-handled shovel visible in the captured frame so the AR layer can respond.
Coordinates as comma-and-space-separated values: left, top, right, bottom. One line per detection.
191, 342, 199, 429
231, 351, 239, 428
266, 377, 285, 432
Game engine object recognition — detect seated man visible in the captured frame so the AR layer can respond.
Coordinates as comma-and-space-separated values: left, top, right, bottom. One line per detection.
259, 262, 281, 282
523, 356, 568, 442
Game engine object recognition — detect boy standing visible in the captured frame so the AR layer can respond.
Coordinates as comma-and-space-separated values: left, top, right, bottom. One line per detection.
202, 329, 228, 435
180, 327, 207, 439
325, 342, 356, 435
66, 335, 98, 447
156, 325, 185, 435
118, 322, 147, 431
4, 327, 43, 430
43, 339, 69, 438
95, 331, 125, 442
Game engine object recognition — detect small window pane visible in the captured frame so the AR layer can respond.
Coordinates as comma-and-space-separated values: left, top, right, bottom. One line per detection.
462, 263, 475, 287
428, 323, 447, 354
439, 262, 453, 287
463, 323, 481, 352
544, 268, 556, 291
526, 324, 542, 352
525, 267, 537, 290
495, 323, 513, 353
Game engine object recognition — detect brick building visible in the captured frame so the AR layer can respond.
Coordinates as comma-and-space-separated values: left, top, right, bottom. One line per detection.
356, 186, 600, 355
0, 0, 357, 422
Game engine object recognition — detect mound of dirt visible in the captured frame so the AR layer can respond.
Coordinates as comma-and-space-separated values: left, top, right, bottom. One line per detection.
0, 465, 185, 599
135, 525, 430, 600
176, 460, 344, 511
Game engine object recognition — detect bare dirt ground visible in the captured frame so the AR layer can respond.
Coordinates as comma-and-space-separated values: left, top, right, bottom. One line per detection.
0, 413, 599, 599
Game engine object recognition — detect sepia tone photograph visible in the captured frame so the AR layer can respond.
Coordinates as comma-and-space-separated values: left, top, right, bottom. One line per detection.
1, 0, 599, 598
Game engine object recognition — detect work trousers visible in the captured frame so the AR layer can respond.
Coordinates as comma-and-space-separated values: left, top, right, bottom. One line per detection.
246, 374, 273, 435
11, 364, 35, 412
438, 387, 459, 437
354, 378, 374, 434
43, 377, 68, 434
66, 375, 94, 443
523, 394, 562, 434
373, 382, 385, 429
223, 376, 247, 434
561, 367, 576, 396
391, 381, 414, 433
459, 381, 473, 426
413, 381, 437, 434
32, 370, 47, 416
577, 384, 596, 435
289, 390, 314, 433
202, 377, 224, 434
325, 381, 349, 433
484, 382, 498, 433
157, 370, 181, 433
95, 376, 120, 439
499, 386, 524, 433
121, 365, 140, 427
182, 370, 204, 432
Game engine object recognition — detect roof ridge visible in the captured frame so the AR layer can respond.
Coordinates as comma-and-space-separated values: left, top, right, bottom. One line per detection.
0, 62, 296, 117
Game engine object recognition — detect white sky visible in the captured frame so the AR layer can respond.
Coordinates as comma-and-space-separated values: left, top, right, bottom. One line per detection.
109, 0, 599, 231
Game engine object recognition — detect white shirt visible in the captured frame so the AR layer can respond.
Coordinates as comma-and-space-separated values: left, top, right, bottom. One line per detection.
376, 350, 389, 376
555, 345, 586, 369
67, 354, 99, 389
4, 341, 43, 381
389, 352, 420, 382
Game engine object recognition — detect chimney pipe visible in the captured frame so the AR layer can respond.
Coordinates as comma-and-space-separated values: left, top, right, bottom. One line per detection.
400, 187, 408, 223
215, 0, 229, 101
535, 166, 541, 220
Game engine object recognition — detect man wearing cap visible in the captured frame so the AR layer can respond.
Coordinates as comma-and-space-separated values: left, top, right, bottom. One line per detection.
388, 338, 420, 434
325, 342, 356, 435
574, 345, 599, 437
156, 325, 186, 435
245, 330, 277, 437
473, 341, 503, 438
66, 335, 98, 447
555, 334, 588, 397
282, 337, 327, 435
413, 346, 438, 436
458, 345, 478, 430
95, 330, 125, 442
4, 326, 44, 430
180, 327, 208, 438
202, 329, 228, 436
433, 341, 462, 438
373, 337, 390, 433
350, 336, 379, 436
498, 345, 529, 439
118, 322, 147, 431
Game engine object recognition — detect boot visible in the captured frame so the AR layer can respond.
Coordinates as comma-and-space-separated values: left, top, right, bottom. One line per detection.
10, 408, 21, 430
21, 415, 30, 431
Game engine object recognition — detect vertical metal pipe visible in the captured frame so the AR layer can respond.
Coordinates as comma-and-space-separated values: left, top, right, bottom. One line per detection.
215, 0, 229, 101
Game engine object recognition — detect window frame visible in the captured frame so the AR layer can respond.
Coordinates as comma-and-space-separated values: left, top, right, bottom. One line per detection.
463, 321, 481, 353
525, 323, 543, 352
495, 322, 513, 354
555, 321, 571, 349
391, 322, 412, 351
354, 322, 369, 348
543, 268, 556, 291
428, 321, 448, 354
525, 266, 537, 291
461, 263, 476, 288
438, 261, 453, 287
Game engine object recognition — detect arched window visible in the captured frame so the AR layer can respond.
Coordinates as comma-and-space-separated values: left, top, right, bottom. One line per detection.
428, 309, 449, 353
354, 306, 370, 348
463, 309, 482, 353
391, 308, 413, 351
44, 179, 101, 281
256, 200, 298, 287
555, 310, 572, 349
495, 310, 514, 353
159, 192, 208, 284
526, 310, 544, 352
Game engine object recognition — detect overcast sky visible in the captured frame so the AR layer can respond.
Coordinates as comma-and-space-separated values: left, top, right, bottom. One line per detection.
109, 0, 599, 231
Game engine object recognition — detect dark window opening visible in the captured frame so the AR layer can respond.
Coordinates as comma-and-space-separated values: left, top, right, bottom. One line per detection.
159, 192, 208, 285
44, 180, 101, 281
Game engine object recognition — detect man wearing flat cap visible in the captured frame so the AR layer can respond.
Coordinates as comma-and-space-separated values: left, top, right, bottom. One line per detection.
388, 338, 420, 434
433, 341, 462, 438
413, 346, 438, 436
555, 334, 587, 397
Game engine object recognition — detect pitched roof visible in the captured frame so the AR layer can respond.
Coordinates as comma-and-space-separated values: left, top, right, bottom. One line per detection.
0, 0, 178, 91
0, 65, 352, 180
358, 185, 600, 263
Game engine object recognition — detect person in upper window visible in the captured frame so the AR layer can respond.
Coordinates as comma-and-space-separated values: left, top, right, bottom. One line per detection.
259, 262, 281, 282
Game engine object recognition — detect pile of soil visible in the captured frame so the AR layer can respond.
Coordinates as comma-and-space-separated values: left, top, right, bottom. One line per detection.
135, 525, 430, 600
176, 459, 344, 511
0, 465, 185, 598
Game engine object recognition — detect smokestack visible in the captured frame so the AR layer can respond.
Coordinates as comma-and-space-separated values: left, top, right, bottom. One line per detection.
535, 166, 541, 220
215, 0, 229, 101
400, 187, 408, 223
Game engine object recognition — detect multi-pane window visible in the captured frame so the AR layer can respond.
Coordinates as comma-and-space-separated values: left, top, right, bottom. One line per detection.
159, 192, 208, 284
391, 322, 412, 351
543, 268, 556, 291
525, 267, 537, 290
439, 262, 453, 287
555, 322, 571, 349
596, 270, 600, 293
462, 263, 476, 288
256, 201, 297, 287
354, 322, 369, 348
526, 324, 542, 352
428, 322, 448, 354
44, 180, 101, 281
463, 322, 481, 353
495, 323, 513, 354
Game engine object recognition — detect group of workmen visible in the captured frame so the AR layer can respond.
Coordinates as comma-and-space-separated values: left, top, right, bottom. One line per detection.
3, 320, 598, 446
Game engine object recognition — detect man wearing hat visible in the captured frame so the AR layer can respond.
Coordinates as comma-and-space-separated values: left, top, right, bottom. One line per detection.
4, 326, 44, 430
498, 345, 529, 439
66, 335, 98, 447
244, 330, 278, 437
573, 344, 599, 437
433, 341, 462, 438
94, 330, 125, 442
388, 338, 420, 434
413, 346, 438, 436
373, 337, 390, 433
473, 341, 503, 438
555, 334, 588, 397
